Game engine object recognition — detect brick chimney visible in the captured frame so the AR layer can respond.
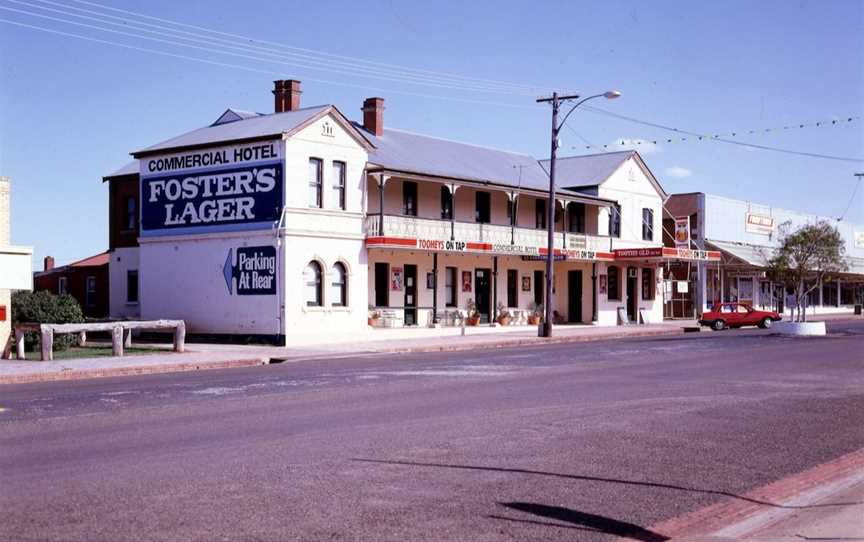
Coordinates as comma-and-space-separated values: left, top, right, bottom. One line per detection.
273, 80, 302, 113
362, 97, 385, 136
44, 256, 54, 271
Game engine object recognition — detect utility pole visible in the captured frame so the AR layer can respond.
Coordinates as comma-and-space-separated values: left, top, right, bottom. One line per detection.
536, 89, 621, 337
536, 92, 580, 337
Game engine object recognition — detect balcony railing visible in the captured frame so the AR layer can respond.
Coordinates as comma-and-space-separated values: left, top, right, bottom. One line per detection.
365, 214, 616, 252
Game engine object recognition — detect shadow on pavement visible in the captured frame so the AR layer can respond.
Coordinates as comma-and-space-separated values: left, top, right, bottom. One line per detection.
494, 502, 669, 541
353, 458, 863, 510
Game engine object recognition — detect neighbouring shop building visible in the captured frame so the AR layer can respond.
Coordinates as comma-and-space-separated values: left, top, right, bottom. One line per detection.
33, 252, 110, 318
0, 176, 34, 353
103, 80, 718, 343
663, 192, 864, 317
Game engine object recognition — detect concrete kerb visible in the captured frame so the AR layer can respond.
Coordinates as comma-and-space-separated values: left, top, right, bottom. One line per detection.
0, 357, 270, 385
0, 325, 690, 385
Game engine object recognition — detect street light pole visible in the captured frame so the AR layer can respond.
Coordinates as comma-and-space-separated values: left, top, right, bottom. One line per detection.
536, 90, 621, 337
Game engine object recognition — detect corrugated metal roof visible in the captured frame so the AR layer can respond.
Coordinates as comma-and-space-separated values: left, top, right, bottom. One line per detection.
211, 108, 264, 126
358, 124, 551, 190
104, 160, 138, 179
133, 105, 330, 156
706, 239, 773, 267
540, 150, 634, 188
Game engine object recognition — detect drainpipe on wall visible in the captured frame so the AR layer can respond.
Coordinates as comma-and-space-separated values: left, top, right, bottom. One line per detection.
493, 256, 498, 325
592, 262, 598, 322
432, 253, 439, 325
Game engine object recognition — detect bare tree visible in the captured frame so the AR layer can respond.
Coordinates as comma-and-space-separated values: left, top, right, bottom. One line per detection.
767, 221, 847, 322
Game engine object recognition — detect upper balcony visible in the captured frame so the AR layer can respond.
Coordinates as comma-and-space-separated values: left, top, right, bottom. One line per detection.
364, 174, 658, 260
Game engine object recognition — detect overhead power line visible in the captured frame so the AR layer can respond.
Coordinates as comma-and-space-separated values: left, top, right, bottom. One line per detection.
11, 0, 546, 95
0, 1, 544, 95
0, 17, 543, 110
581, 106, 864, 163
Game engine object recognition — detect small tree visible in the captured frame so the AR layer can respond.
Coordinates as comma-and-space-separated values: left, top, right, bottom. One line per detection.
767, 221, 847, 322
11, 290, 85, 351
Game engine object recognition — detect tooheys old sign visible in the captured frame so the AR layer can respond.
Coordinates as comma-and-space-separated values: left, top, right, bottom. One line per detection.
140, 141, 283, 235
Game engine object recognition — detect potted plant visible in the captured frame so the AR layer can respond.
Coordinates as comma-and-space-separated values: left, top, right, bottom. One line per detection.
528, 302, 543, 326
496, 302, 512, 326
465, 298, 481, 326
367, 306, 381, 327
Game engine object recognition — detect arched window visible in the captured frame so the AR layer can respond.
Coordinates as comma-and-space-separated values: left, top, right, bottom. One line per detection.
331, 262, 347, 307
304, 261, 322, 306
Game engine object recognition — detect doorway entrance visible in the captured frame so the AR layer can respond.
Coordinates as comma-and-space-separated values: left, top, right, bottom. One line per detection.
475, 268, 491, 323
404, 264, 417, 325
567, 270, 583, 323
626, 267, 638, 323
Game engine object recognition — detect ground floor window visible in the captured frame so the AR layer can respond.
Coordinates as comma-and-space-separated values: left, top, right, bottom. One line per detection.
840, 283, 858, 305
127, 270, 139, 303
85, 276, 96, 307
641, 268, 654, 300
331, 263, 347, 306
533, 270, 544, 306
305, 261, 323, 307
738, 277, 754, 303
445, 267, 457, 307
507, 269, 518, 307
822, 282, 838, 306
607, 266, 620, 300
374, 262, 389, 307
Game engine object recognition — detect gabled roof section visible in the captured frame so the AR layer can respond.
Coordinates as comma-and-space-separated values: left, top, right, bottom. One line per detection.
541, 150, 633, 188
211, 108, 263, 126
545, 150, 669, 199
103, 160, 139, 181
358, 124, 551, 190
132, 105, 374, 157
34, 251, 110, 277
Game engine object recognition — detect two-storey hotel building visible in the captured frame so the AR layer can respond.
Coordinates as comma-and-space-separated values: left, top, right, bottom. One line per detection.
103, 80, 719, 343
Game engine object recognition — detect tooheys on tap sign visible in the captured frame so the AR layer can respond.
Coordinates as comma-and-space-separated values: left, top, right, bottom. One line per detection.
139, 141, 283, 235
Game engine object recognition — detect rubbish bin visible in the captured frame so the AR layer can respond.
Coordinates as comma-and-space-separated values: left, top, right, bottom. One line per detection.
855, 304, 862, 315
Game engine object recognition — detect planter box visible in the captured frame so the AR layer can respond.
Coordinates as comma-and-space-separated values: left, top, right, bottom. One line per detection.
774, 321, 826, 336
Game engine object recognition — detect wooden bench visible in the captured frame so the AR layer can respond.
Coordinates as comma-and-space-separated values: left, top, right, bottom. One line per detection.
7, 320, 186, 361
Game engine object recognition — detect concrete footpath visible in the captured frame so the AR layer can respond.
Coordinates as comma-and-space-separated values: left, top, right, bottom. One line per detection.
658, 448, 864, 541
0, 320, 698, 385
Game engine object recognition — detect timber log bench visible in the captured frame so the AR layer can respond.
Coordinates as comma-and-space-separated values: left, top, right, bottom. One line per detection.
6, 320, 186, 361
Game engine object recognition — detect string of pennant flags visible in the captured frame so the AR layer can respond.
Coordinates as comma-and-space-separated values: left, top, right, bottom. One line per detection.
570, 115, 861, 152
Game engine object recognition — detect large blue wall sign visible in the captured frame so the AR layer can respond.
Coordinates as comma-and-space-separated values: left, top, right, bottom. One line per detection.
141, 162, 283, 234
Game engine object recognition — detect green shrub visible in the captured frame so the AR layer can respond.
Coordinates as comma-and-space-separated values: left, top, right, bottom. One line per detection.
11, 290, 85, 351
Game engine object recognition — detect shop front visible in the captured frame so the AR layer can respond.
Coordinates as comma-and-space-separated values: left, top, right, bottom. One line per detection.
366, 230, 615, 327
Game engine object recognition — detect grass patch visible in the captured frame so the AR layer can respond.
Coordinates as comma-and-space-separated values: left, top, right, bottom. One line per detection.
12, 345, 168, 360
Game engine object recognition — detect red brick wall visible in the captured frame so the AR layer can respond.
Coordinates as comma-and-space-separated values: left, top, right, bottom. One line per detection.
109, 175, 139, 250
33, 263, 110, 318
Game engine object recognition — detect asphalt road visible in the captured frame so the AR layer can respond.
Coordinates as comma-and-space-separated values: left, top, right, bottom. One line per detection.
2, 321, 863, 541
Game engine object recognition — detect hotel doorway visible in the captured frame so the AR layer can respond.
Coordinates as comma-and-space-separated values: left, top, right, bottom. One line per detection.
404, 264, 417, 325
626, 267, 638, 323
567, 270, 583, 323
475, 268, 491, 323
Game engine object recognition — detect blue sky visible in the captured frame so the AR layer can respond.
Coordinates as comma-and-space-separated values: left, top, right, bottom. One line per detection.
1, 0, 862, 265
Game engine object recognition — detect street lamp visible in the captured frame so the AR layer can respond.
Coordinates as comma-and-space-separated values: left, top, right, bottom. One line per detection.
535, 89, 621, 337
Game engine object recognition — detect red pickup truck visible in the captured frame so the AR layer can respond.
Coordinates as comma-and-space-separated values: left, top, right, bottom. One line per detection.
699, 303, 782, 331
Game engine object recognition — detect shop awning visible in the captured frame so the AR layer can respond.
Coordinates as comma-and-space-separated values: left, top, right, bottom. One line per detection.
705, 239, 772, 268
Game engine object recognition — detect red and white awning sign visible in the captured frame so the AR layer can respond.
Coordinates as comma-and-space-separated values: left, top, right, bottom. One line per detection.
613, 246, 721, 262
366, 236, 615, 261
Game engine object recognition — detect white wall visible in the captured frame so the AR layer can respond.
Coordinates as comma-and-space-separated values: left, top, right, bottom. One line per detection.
140, 232, 280, 334
108, 247, 140, 319
596, 157, 663, 247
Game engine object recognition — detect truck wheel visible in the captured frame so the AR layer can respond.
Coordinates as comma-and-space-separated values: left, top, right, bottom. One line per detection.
759, 317, 773, 329
712, 320, 726, 331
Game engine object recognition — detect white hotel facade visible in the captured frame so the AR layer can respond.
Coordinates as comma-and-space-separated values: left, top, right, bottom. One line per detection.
103, 80, 718, 343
